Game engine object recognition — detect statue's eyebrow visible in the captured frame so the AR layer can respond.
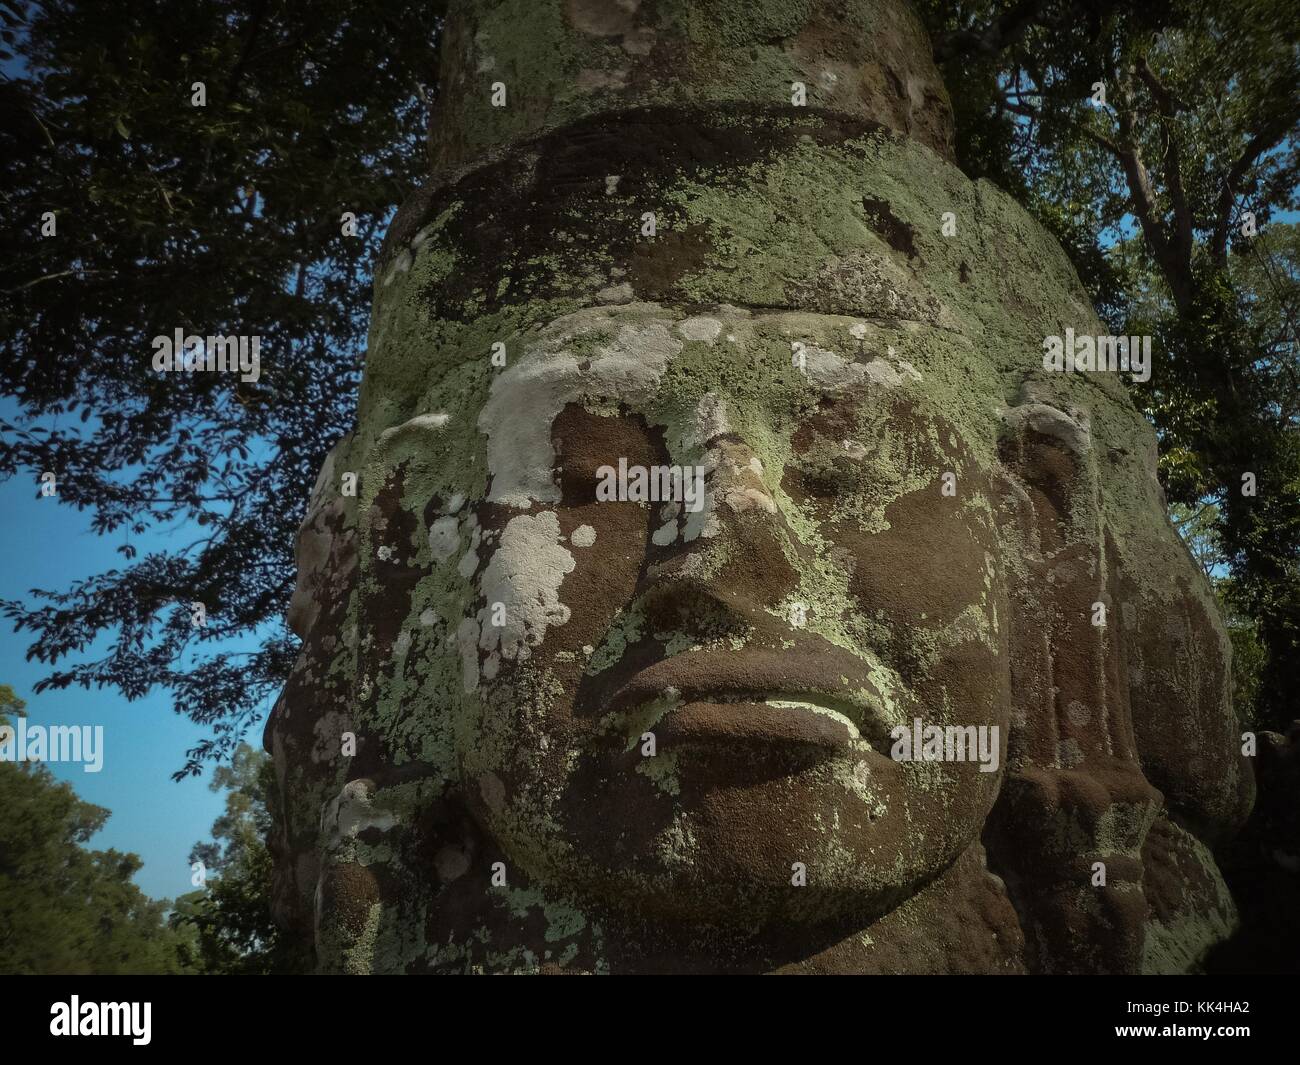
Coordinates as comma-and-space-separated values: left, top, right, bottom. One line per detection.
699, 429, 748, 450
798, 344, 922, 396
804, 381, 896, 418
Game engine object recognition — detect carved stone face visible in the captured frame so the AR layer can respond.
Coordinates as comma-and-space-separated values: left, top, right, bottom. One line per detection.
270, 93, 1254, 971
441, 305, 1008, 925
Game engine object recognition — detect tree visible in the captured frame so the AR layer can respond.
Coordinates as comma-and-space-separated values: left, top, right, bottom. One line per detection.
0, 684, 198, 974
169, 742, 300, 973
0, 0, 443, 775
917, 0, 1300, 726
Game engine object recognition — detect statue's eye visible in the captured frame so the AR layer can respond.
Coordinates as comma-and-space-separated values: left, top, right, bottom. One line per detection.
785, 453, 862, 503
805, 466, 850, 500
550, 405, 665, 507
554, 447, 620, 507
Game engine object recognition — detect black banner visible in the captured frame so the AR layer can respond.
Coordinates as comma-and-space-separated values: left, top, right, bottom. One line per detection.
0, 975, 1289, 1051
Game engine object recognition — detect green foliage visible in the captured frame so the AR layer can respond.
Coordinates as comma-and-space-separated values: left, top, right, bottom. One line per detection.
0, 685, 198, 974
1170, 505, 1271, 726
168, 742, 301, 973
0, 683, 26, 717
0, 683, 295, 974
1225, 593, 1268, 729
0, 0, 444, 775
1152, 267, 1300, 725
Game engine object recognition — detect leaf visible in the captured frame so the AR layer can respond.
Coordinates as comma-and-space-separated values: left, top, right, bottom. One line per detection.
114, 116, 130, 138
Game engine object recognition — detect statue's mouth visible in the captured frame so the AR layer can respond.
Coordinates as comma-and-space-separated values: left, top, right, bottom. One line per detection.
603, 648, 900, 754
645, 698, 884, 754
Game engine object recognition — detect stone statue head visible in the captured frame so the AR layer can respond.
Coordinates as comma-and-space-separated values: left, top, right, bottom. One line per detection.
266, 0, 1254, 974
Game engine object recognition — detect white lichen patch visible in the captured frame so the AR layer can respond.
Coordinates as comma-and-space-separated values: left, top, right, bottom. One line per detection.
476, 511, 575, 662
457, 517, 482, 580
677, 316, 723, 344
382, 248, 412, 286
802, 342, 922, 393
681, 496, 721, 541
429, 515, 460, 561
377, 411, 450, 448
681, 391, 729, 453
410, 222, 437, 250
571, 524, 596, 547
322, 780, 398, 848
478, 312, 683, 507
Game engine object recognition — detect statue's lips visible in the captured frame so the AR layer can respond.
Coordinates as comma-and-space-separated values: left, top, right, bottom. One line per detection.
652, 699, 865, 752
606, 648, 897, 752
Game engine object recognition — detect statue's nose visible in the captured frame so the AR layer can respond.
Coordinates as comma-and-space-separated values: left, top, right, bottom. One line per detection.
709, 436, 781, 521
638, 434, 804, 628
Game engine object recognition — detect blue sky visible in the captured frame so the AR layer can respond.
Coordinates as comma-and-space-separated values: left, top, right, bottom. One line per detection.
0, 462, 252, 901
0, 30, 239, 903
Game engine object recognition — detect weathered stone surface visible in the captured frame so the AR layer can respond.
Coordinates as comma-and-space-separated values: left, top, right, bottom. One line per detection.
266, 0, 1254, 973
428, 0, 955, 181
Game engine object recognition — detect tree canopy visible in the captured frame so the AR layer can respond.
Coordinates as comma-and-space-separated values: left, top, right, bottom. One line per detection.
1, 0, 443, 774
170, 742, 300, 973
0, 684, 199, 973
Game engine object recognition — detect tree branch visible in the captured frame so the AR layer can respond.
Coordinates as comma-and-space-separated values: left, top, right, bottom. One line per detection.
1135, 56, 1194, 267
1108, 73, 1193, 311
1211, 101, 1300, 265
3, 268, 111, 295
932, 0, 1048, 62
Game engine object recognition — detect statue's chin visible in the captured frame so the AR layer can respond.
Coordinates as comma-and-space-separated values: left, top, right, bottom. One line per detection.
482, 779, 957, 930
508, 846, 938, 931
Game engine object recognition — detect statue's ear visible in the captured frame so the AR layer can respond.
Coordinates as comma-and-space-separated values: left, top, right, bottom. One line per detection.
987, 390, 1251, 971
992, 393, 1163, 846
995, 387, 1249, 838
992, 396, 1140, 772
986, 396, 1171, 973
995, 397, 1092, 558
